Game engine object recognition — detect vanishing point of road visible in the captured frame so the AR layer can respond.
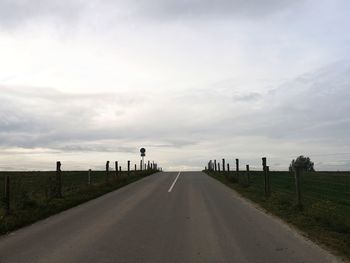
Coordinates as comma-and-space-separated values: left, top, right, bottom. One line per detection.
0, 172, 339, 262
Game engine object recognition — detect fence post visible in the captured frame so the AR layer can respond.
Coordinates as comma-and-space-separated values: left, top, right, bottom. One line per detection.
222, 159, 225, 172
208, 160, 214, 172
235, 159, 239, 181
127, 160, 130, 176
140, 160, 143, 171
266, 166, 271, 196
4, 175, 10, 215
115, 161, 118, 176
294, 168, 302, 209
214, 160, 217, 172
56, 161, 62, 198
227, 163, 230, 172
119, 166, 122, 173
262, 157, 269, 197
88, 169, 91, 185
218, 163, 221, 172
106, 161, 110, 181
134, 164, 137, 172
246, 165, 250, 186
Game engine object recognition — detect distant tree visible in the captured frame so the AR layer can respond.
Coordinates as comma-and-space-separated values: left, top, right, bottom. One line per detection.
289, 155, 315, 172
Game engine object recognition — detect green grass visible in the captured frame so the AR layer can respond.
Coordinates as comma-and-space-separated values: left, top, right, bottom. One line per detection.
0, 170, 156, 235
205, 170, 350, 262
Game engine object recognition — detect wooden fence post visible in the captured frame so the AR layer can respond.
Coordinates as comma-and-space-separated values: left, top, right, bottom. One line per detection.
115, 161, 118, 176
119, 166, 122, 173
236, 159, 239, 181
147, 161, 150, 170
88, 169, 91, 185
214, 160, 217, 172
227, 163, 230, 172
218, 163, 221, 172
106, 161, 110, 181
246, 165, 250, 186
127, 161, 130, 176
4, 175, 10, 215
262, 157, 269, 197
56, 161, 62, 198
294, 167, 302, 209
266, 166, 271, 196
140, 160, 143, 171
134, 164, 137, 171
222, 159, 225, 172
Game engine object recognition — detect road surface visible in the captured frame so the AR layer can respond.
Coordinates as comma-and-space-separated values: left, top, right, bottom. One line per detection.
0, 172, 339, 262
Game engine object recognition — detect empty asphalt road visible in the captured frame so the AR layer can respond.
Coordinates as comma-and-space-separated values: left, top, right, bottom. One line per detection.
0, 172, 339, 262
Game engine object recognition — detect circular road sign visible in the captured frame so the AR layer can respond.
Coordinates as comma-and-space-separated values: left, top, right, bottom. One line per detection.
140, 148, 146, 154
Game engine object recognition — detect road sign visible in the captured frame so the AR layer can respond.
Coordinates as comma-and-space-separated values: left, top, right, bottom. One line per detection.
140, 148, 146, 169
140, 148, 146, 157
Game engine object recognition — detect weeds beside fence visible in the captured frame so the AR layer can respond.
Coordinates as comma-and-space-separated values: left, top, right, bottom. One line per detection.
204, 168, 350, 260
0, 165, 159, 235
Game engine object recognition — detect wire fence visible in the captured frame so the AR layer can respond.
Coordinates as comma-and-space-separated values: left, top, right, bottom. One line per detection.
0, 161, 160, 217
204, 158, 350, 233
244, 171, 350, 209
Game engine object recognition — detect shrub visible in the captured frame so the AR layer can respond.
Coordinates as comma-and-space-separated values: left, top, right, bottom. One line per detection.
289, 155, 315, 172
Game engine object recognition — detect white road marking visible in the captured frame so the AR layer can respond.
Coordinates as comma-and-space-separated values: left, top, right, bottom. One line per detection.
168, 172, 181, 192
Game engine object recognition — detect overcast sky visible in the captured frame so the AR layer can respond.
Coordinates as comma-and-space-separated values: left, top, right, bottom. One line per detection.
1, 0, 350, 171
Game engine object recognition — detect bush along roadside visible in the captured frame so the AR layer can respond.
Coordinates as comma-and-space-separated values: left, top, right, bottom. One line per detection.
204, 170, 350, 262
0, 169, 158, 235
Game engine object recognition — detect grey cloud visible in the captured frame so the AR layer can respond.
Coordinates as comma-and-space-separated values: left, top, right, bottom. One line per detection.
0, 0, 304, 30
232, 92, 261, 102
170, 60, 350, 151
131, 0, 303, 20
0, 86, 201, 152
57, 145, 136, 153
0, 86, 143, 149
147, 139, 198, 149
228, 60, 350, 143
146, 60, 350, 156
0, 0, 84, 29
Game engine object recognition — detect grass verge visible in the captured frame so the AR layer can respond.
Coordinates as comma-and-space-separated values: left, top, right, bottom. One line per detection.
205, 171, 350, 262
0, 172, 155, 235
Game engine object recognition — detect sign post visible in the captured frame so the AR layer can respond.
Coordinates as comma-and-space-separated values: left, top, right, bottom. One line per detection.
140, 148, 146, 171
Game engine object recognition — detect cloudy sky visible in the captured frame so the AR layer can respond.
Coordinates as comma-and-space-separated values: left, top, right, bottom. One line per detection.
1, 0, 350, 171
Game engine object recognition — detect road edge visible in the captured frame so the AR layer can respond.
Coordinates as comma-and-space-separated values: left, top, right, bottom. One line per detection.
203, 171, 346, 263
